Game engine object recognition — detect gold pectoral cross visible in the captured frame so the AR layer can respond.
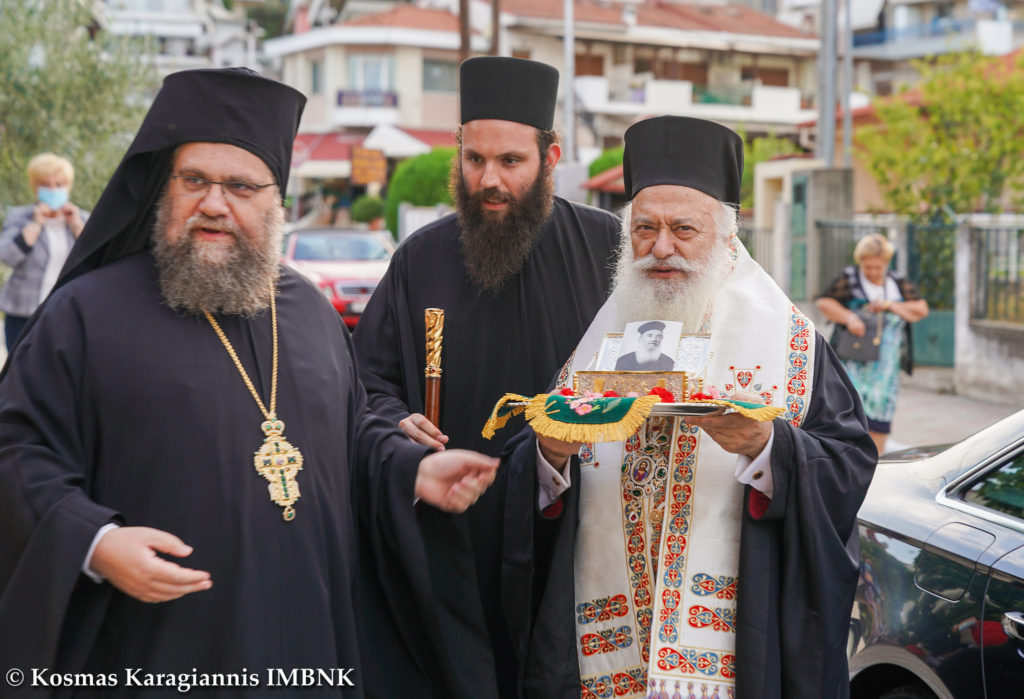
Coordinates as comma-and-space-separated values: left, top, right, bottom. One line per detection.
253, 418, 304, 521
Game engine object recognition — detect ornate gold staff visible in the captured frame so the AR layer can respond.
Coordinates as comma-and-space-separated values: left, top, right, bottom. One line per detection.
424, 308, 444, 428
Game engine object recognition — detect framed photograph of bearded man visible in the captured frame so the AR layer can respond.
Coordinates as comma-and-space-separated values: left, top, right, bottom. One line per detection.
613, 319, 683, 372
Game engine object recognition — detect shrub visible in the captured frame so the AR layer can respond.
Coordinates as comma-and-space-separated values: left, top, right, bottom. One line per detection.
350, 194, 384, 223
384, 147, 457, 237
588, 146, 624, 178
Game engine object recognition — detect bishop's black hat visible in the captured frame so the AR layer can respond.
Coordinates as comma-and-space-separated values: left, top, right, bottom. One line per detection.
460, 57, 559, 130
57, 68, 305, 290
622, 116, 744, 205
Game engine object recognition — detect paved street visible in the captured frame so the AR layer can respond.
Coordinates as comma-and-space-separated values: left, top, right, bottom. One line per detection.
887, 369, 1023, 453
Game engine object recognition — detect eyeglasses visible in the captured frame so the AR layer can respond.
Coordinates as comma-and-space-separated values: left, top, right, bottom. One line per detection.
171, 174, 276, 202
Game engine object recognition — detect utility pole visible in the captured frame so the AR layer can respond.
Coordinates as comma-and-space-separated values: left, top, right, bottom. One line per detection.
563, 0, 575, 165
491, 0, 501, 56
459, 0, 471, 65
842, 0, 853, 168
816, 0, 837, 167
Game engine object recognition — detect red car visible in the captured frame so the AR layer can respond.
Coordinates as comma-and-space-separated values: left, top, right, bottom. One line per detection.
281, 227, 395, 328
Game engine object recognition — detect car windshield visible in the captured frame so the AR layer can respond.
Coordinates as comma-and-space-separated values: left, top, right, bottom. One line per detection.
292, 233, 391, 262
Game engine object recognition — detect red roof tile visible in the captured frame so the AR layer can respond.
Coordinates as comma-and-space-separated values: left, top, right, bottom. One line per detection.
502, 0, 814, 39
401, 128, 457, 148
339, 5, 461, 32
583, 163, 625, 193
293, 132, 364, 162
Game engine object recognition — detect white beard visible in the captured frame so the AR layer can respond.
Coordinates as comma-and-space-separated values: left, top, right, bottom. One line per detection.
634, 346, 663, 362
612, 238, 734, 333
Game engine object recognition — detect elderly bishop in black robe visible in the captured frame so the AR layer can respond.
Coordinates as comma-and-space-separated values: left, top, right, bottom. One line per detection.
352, 57, 621, 697
498, 116, 877, 698
0, 68, 498, 696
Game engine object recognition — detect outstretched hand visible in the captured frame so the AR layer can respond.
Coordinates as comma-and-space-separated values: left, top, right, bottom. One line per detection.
415, 449, 500, 512
90, 526, 212, 603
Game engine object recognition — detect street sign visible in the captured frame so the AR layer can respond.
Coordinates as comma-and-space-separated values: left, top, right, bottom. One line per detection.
351, 146, 387, 186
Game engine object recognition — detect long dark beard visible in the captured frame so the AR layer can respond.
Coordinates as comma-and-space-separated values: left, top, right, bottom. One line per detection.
453, 162, 554, 295
151, 198, 284, 317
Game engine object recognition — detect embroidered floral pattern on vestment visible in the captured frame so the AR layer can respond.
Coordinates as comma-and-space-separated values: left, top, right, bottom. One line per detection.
577, 594, 630, 624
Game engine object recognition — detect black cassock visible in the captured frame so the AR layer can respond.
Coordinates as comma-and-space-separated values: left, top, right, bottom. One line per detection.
0, 253, 444, 697
352, 198, 620, 697
499, 335, 877, 699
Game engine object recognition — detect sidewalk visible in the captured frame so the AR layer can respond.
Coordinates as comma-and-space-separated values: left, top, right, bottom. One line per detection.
887, 368, 1022, 452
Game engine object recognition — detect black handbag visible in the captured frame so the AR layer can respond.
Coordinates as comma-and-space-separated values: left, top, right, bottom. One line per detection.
833, 310, 883, 362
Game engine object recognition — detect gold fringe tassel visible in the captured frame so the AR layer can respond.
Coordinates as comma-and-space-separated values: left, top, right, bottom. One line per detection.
522, 394, 663, 444
702, 399, 785, 422
481, 393, 533, 439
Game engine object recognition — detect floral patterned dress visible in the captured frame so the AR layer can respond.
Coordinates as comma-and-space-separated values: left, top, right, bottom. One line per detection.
818, 266, 922, 433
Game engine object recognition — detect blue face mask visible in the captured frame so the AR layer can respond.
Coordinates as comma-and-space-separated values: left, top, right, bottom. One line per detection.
37, 186, 69, 210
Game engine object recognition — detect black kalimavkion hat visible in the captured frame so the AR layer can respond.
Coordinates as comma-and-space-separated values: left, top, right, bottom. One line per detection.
460, 57, 559, 131
58, 67, 306, 289
622, 115, 744, 205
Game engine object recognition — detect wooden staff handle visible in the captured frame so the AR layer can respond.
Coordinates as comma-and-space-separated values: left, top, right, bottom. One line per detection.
424, 308, 444, 428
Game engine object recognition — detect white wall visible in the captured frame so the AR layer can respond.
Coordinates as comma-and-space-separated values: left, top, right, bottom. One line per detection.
955, 224, 1024, 403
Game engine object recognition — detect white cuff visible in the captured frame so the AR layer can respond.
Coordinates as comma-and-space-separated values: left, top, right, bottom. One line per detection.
536, 441, 572, 510
733, 426, 775, 498
83, 522, 120, 583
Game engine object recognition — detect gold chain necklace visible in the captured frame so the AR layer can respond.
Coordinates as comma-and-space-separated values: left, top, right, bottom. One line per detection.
205, 284, 304, 521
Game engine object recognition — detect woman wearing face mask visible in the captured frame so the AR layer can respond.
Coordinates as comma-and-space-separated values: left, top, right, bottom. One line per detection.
0, 153, 87, 351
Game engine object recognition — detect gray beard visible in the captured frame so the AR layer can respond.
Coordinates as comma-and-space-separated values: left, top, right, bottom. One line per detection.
151, 199, 284, 317
612, 237, 734, 333
453, 163, 554, 295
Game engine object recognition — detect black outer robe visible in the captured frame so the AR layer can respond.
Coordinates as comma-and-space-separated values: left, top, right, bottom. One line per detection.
0, 253, 445, 696
499, 335, 877, 698
351, 197, 620, 697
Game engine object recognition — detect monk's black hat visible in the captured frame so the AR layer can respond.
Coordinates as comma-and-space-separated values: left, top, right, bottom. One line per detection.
623, 116, 743, 205
134, 67, 305, 192
460, 57, 559, 130
58, 68, 305, 290
638, 321, 666, 334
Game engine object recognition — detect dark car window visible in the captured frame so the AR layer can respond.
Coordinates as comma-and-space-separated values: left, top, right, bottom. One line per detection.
293, 234, 390, 262
963, 450, 1024, 520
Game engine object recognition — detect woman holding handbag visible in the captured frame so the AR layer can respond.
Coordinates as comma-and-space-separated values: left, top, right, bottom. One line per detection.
816, 233, 929, 454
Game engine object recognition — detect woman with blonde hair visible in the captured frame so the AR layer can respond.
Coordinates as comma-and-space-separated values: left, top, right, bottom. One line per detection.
0, 153, 87, 350
816, 233, 930, 454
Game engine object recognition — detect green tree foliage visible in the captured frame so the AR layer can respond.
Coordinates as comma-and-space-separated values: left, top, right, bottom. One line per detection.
350, 193, 384, 223
0, 0, 158, 215
384, 147, 456, 237
855, 51, 1024, 309
588, 145, 623, 178
857, 51, 1024, 219
245, 0, 288, 40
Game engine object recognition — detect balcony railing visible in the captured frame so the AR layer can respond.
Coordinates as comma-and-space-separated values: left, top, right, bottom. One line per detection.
693, 84, 753, 107
336, 90, 398, 108
853, 18, 974, 48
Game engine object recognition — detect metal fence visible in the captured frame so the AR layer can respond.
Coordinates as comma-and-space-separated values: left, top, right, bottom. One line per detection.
971, 225, 1024, 324
815, 220, 905, 293
737, 225, 773, 273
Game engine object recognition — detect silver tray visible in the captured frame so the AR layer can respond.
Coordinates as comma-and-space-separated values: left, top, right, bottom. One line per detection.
510, 401, 729, 416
